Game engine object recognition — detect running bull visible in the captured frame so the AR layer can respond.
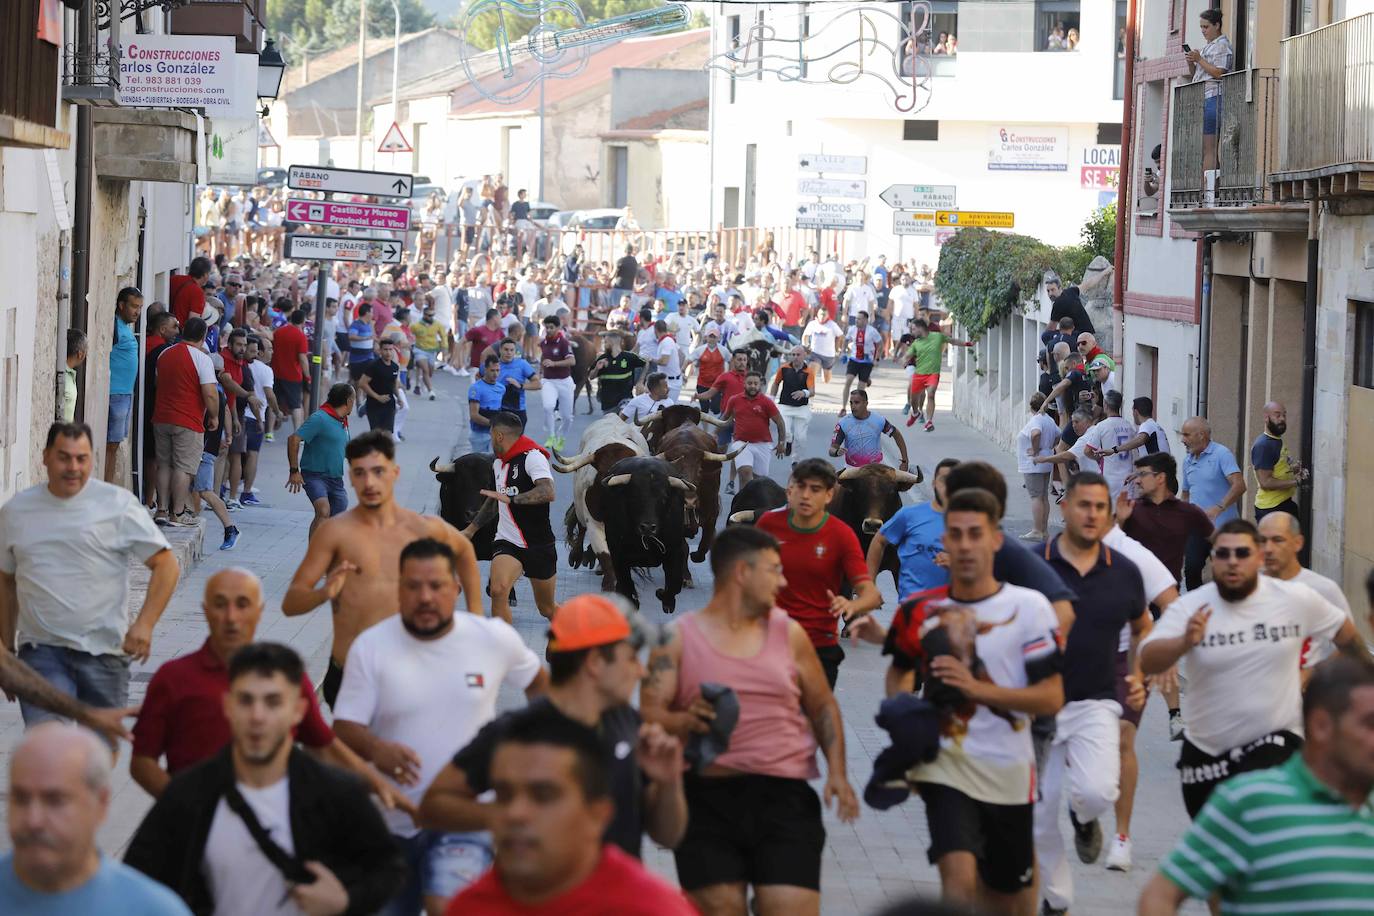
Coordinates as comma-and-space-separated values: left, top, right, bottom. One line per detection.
652, 420, 741, 563
596, 455, 695, 613
552, 415, 650, 589
830, 464, 924, 589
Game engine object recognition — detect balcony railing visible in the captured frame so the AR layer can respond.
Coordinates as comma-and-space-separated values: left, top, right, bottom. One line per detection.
62, 44, 121, 106
1277, 12, 1374, 178
1170, 69, 1278, 209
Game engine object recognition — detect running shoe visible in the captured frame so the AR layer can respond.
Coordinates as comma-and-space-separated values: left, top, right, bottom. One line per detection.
544, 436, 557, 450
428, 392, 436, 401
220, 526, 240, 551
1070, 809, 1103, 864
901, 402, 910, 416
240, 493, 263, 507
457, 368, 471, 377
153, 512, 170, 527
264, 432, 274, 442
1019, 530, 1045, 541
924, 420, 935, 432
1105, 835, 1132, 872
906, 414, 918, 427
170, 510, 198, 527
552, 435, 565, 452
225, 498, 241, 511
725, 481, 736, 495
219, 484, 229, 501
1168, 709, 1185, 741
443, 364, 460, 376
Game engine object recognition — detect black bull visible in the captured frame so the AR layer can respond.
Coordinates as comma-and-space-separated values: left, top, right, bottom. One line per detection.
597, 456, 695, 613
826, 464, 924, 589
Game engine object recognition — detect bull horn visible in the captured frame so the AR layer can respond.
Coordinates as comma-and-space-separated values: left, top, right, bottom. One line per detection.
634, 413, 663, 428
728, 509, 758, 524
838, 466, 864, 480
603, 474, 633, 487
553, 451, 596, 473
429, 457, 456, 473
894, 467, 925, 485
702, 442, 746, 463
667, 476, 696, 493
698, 414, 725, 428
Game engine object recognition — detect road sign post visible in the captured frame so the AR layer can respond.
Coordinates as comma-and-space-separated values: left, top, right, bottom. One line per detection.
286, 199, 411, 232
310, 256, 329, 415
287, 164, 413, 198
892, 211, 938, 235
879, 184, 958, 210
795, 201, 865, 231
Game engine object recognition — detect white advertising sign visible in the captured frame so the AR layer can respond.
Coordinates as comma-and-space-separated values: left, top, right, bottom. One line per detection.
796, 201, 865, 231
987, 125, 1069, 172
118, 35, 238, 110
206, 118, 257, 186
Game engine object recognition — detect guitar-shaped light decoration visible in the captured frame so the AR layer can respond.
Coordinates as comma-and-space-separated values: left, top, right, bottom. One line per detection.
460, 0, 691, 105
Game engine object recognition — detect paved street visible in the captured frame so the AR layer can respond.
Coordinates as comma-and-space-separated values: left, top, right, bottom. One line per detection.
0, 357, 1202, 914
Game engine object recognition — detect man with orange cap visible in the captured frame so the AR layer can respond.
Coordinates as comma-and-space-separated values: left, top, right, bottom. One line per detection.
418, 593, 687, 858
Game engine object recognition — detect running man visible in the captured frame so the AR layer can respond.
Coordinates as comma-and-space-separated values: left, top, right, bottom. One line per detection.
830, 389, 911, 471
719, 370, 786, 491
537, 315, 576, 452
283, 431, 483, 709
904, 317, 974, 431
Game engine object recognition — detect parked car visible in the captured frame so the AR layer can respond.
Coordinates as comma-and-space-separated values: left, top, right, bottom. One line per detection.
543, 209, 578, 230
256, 167, 287, 188
568, 208, 627, 231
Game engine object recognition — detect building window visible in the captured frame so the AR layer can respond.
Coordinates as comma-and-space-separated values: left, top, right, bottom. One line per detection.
1098, 123, 1123, 145
903, 120, 939, 141
1355, 302, 1374, 390
728, 16, 740, 103
1114, 0, 1128, 100
1036, 1, 1082, 51
1287, 0, 1317, 36
609, 146, 628, 208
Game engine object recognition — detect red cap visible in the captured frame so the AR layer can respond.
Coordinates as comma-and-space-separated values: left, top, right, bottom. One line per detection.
547, 594, 632, 652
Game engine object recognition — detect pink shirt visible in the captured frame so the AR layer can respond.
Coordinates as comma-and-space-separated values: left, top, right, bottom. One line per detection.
673, 608, 818, 780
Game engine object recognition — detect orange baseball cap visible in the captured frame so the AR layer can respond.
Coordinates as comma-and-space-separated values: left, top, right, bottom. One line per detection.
547, 594, 633, 652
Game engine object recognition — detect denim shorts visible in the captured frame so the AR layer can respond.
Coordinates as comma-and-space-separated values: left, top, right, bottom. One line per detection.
107, 393, 133, 443
380, 831, 492, 915
469, 428, 492, 454
301, 471, 347, 516
244, 417, 264, 452
194, 452, 217, 493
17, 644, 129, 726
1203, 94, 1220, 135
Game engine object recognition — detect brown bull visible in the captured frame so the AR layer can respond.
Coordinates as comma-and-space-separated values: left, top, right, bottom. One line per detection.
635, 403, 727, 453
569, 331, 599, 415
657, 423, 742, 563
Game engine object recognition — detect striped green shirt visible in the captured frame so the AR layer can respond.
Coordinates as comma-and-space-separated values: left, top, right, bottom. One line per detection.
1161, 754, 1374, 913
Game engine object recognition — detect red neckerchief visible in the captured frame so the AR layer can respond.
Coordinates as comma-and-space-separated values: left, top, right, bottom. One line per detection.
500, 435, 549, 461
321, 403, 349, 429
658, 333, 673, 343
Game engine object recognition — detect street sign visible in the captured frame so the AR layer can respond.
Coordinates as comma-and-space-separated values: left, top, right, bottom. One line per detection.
893, 211, 937, 235
286, 198, 411, 232
796, 201, 865, 231
797, 177, 866, 199
378, 121, 413, 154
287, 164, 413, 199
284, 234, 404, 264
935, 210, 1015, 228
880, 184, 957, 210
798, 153, 868, 175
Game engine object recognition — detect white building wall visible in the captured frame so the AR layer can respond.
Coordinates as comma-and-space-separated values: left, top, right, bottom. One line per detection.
659, 137, 710, 228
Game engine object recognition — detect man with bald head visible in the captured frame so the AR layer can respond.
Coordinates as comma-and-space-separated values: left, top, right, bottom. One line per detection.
1, 722, 190, 912
1259, 512, 1356, 662
130, 568, 407, 811
1179, 416, 1247, 590
1251, 400, 1304, 521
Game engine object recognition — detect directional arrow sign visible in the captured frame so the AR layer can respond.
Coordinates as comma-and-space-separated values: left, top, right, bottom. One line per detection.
880, 184, 958, 211
796, 201, 865, 231
797, 177, 867, 199
285, 234, 403, 264
797, 153, 868, 175
287, 165, 413, 199
893, 211, 937, 236
935, 210, 1015, 229
286, 198, 411, 232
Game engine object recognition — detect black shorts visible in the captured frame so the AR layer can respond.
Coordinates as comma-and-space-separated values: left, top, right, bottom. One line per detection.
492, 539, 557, 581
274, 378, 303, 410
845, 360, 874, 383
348, 359, 373, 382
815, 644, 845, 690
916, 782, 1035, 895
321, 658, 344, 709
1179, 730, 1301, 818
674, 774, 824, 892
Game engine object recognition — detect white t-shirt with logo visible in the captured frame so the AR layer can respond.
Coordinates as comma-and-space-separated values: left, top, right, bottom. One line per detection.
202, 778, 300, 916
1141, 577, 1346, 755
335, 614, 542, 835
845, 325, 880, 361
1082, 415, 1138, 500
1016, 414, 1060, 474
493, 449, 553, 547
1138, 417, 1171, 455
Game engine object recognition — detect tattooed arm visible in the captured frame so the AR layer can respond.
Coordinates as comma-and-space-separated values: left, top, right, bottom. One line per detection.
512, 478, 555, 506
790, 619, 859, 823
0, 651, 134, 744
461, 498, 499, 539
639, 627, 715, 740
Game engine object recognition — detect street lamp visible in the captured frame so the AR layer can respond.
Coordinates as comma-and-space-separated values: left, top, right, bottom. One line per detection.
257, 37, 286, 109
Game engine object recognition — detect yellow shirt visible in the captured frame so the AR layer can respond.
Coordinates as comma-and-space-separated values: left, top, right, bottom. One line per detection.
1251, 431, 1295, 510
412, 319, 445, 352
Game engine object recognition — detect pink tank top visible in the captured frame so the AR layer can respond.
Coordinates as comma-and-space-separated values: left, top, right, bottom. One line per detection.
673, 608, 818, 780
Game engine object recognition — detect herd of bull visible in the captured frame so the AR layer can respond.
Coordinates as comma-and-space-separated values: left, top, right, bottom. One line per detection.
431, 405, 926, 614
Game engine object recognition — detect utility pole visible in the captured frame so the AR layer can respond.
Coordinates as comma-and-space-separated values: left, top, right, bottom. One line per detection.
355, 0, 367, 168
390, 0, 400, 168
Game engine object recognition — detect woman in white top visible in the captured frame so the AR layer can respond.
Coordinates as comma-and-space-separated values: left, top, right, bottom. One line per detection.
802, 308, 843, 383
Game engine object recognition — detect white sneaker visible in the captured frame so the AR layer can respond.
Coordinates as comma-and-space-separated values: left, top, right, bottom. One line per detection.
456, 368, 471, 377
443, 365, 460, 376
1105, 835, 1132, 872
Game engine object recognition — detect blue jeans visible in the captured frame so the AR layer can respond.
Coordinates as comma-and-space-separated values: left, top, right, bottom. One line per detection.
107, 393, 133, 443
469, 428, 492, 454
301, 471, 347, 516
17, 644, 129, 725
379, 830, 492, 915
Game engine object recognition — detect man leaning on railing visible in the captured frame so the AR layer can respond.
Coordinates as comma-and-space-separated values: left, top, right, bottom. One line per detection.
1186, 8, 1234, 204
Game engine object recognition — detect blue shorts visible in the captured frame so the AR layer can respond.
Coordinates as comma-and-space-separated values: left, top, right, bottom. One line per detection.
380, 831, 492, 915
413, 348, 439, 367
301, 471, 347, 516
1203, 95, 1220, 135
107, 393, 133, 443
469, 428, 492, 454
194, 452, 217, 494
244, 417, 264, 452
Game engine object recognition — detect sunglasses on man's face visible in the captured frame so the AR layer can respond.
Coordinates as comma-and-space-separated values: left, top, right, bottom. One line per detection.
1212, 546, 1253, 560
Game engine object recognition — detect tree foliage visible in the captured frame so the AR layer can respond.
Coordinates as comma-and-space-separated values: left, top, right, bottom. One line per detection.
935, 202, 1117, 337
266, 0, 437, 55
461, 0, 689, 51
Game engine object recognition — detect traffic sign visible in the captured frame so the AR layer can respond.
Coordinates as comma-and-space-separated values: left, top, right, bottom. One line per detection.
378, 121, 413, 154
286, 198, 411, 232
880, 184, 957, 210
796, 201, 865, 231
798, 153, 868, 175
935, 210, 1015, 228
287, 165, 413, 199
797, 177, 866, 199
285, 234, 403, 264
893, 211, 937, 235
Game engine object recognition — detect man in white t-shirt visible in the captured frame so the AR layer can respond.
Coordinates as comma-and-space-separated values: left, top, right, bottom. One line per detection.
666, 298, 700, 354
428, 272, 454, 354
334, 537, 547, 915
842, 272, 876, 325
516, 271, 542, 317
1140, 518, 1357, 819
1081, 391, 1138, 501
649, 320, 684, 402
801, 308, 843, 382
1016, 392, 1060, 540
1258, 511, 1354, 667
889, 274, 916, 331
618, 373, 671, 424
305, 271, 341, 304
1110, 396, 1172, 457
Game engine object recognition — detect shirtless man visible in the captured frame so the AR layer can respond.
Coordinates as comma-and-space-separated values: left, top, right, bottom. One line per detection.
283, 430, 483, 708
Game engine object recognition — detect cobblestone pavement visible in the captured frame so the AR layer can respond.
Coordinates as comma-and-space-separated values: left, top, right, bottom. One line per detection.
0, 356, 1204, 914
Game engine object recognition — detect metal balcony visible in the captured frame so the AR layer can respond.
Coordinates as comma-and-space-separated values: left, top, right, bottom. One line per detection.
1272, 12, 1374, 200
61, 44, 121, 106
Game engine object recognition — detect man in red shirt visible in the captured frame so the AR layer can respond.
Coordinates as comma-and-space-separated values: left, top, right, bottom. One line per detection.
774, 271, 808, 338
446, 704, 695, 916
169, 256, 211, 327
272, 308, 311, 432
152, 316, 217, 525
755, 458, 882, 688
720, 370, 786, 492
129, 567, 407, 811
695, 349, 751, 491
465, 308, 507, 371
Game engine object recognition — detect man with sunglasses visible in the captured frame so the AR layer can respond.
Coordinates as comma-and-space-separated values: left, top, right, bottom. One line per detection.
1140, 519, 1361, 818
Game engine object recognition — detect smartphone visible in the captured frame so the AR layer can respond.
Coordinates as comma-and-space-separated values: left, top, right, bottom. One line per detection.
1182, 43, 1192, 52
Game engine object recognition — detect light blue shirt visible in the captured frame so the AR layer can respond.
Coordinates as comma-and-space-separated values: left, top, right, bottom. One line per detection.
109, 318, 138, 395
1181, 440, 1242, 523
0, 854, 191, 915
496, 357, 537, 411
878, 501, 949, 599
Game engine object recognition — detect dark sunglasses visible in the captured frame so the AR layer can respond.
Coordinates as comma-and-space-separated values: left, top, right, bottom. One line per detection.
1212, 546, 1253, 560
